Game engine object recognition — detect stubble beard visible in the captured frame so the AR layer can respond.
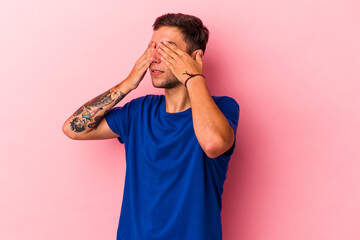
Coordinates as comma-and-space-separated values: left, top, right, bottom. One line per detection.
152, 73, 181, 89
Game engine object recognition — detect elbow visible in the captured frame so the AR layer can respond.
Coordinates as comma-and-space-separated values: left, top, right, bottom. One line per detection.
62, 121, 76, 140
204, 137, 229, 158
203, 134, 234, 159
204, 148, 220, 159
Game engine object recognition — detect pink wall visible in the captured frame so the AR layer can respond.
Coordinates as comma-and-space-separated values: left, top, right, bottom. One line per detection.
1, 0, 359, 239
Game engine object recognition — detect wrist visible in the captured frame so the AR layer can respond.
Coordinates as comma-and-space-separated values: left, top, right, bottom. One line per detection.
185, 75, 206, 89
116, 78, 135, 94
123, 77, 138, 91
184, 74, 205, 88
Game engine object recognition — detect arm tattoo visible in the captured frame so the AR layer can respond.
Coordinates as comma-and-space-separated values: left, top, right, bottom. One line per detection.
113, 91, 126, 106
70, 90, 126, 133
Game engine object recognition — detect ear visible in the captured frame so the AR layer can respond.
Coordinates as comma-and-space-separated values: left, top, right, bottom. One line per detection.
191, 49, 203, 59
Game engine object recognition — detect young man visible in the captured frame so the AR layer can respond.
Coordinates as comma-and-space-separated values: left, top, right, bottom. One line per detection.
63, 13, 239, 240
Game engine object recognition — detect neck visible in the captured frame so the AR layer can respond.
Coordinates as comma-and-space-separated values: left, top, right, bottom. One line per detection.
164, 84, 190, 113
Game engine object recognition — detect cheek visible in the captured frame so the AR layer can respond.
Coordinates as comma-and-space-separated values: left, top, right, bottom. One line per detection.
165, 70, 177, 80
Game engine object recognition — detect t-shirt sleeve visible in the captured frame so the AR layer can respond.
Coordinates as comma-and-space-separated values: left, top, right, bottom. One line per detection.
215, 96, 240, 158
104, 101, 133, 144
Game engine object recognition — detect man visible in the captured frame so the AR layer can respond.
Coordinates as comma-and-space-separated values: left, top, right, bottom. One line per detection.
63, 13, 239, 240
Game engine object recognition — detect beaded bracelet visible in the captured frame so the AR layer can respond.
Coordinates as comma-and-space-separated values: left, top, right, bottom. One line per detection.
184, 73, 205, 88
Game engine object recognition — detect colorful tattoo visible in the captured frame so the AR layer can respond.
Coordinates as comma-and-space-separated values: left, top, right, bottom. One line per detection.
70, 90, 126, 133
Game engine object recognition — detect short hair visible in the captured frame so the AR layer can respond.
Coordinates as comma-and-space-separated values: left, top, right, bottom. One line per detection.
152, 13, 209, 54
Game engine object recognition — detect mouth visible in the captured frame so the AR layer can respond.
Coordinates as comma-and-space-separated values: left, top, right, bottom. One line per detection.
151, 69, 164, 76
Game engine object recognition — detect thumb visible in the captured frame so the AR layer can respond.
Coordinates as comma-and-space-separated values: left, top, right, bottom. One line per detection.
146, 41, 156, 55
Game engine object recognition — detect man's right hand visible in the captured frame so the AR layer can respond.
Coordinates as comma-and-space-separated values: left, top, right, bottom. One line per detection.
63, 41, 156, 140
125, 41, 156, 90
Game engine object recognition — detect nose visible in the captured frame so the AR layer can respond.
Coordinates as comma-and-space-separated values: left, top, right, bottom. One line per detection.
149, 45, 162, 63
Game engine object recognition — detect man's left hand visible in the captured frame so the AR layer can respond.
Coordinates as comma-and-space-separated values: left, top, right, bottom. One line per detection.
157, 41, 204, 84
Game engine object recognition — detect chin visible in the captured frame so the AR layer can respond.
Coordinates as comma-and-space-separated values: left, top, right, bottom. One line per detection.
152, 82, 174, 89
151, 78, 181, 89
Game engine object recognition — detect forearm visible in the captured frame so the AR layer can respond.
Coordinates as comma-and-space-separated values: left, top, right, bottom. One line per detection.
62, 79, 133, 137
187, 77, 234, 158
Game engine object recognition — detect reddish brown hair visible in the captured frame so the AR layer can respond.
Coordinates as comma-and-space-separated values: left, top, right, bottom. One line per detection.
152, 13, 209, 54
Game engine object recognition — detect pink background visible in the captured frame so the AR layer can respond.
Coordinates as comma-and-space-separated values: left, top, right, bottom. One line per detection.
1, 0, 359, 239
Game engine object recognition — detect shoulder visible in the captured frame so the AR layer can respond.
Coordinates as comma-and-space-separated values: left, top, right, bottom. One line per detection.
123, 94, 163, 107
130, 94, 162, 103
212, 96, 240, 110
106, 95, 163, 122
108, 94, 162, 112
211, 96, 240, 124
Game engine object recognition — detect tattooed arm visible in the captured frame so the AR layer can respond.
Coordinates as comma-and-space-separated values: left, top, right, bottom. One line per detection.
62, 41, 156, 140
62, 81, 130, 140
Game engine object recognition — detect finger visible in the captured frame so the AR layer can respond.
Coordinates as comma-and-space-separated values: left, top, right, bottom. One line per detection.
157, 47, 176, 65
139, 51, 152, 65
137, 56, 151, 71
158, 41, 182, 59
150, 41, 156, 49
159, 54, 175, 72
146, 42, 157, 62
148, 40, 156, 48
139, 43, 155, 65
143, 57, 152, 68
161, 41, 184, 56
144, 41, 156, 55
144, 41, 153, 52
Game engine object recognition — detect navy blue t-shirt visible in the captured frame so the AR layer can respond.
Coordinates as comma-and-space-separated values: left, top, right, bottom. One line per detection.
105, 94, 239, 240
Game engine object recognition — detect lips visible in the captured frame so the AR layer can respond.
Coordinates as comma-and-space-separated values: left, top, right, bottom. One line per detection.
151, 69, 164, 73
150, 68, 164, 76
